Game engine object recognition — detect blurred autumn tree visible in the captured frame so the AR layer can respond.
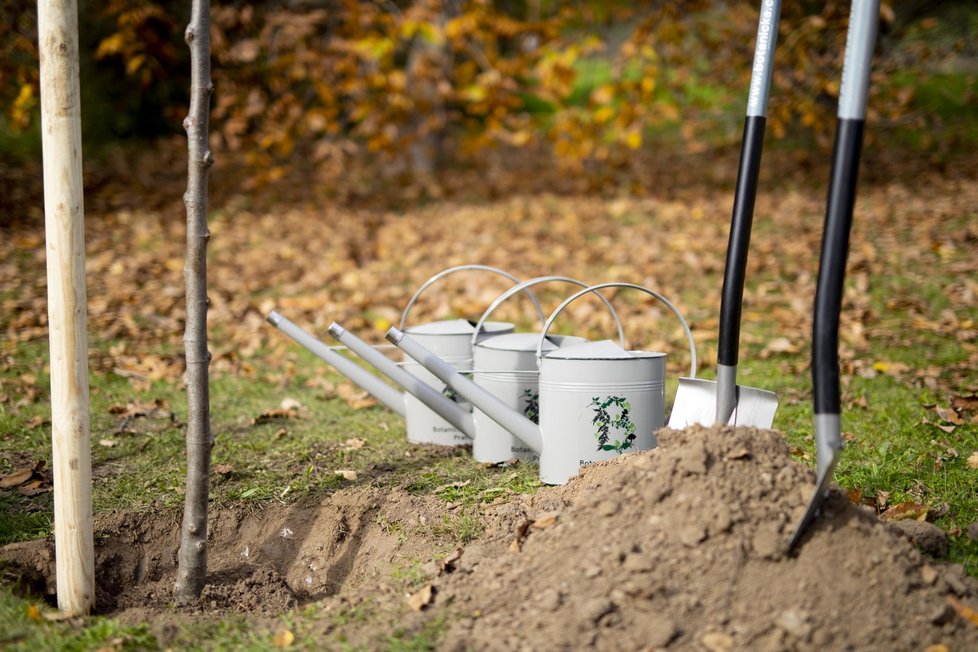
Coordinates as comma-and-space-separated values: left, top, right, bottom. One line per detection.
2, 0, 973, 186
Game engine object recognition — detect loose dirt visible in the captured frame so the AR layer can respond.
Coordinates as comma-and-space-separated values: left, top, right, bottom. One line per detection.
436, 426, 978, 651
4, 426, 977, 650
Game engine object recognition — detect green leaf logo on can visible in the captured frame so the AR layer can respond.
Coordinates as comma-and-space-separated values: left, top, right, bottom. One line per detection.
589, 396, 637, 454
521, 388, 540, 424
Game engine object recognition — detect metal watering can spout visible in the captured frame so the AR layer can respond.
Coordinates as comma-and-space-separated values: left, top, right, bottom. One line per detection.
386, 326, 544, 454
327, 322, 476, 438
267, 311, 407, 417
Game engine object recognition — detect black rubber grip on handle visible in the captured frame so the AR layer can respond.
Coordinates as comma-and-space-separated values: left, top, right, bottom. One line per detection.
717, 114, 767, 367
813, 118, 865, 415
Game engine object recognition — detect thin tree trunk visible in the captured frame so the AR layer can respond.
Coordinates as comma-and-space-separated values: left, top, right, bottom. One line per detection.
404, 0, 458, 181
175, 0, 214, 604
37, 0, 95, 616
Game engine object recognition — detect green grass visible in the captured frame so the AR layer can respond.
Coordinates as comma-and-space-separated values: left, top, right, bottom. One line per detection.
0, 587, 157, 651
737, 222, 978, 574
386, 615, 447, 652
432, 511, 484, 545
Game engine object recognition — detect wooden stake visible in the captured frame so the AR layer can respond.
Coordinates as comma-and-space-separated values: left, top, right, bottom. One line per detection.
37, 0, 94, 615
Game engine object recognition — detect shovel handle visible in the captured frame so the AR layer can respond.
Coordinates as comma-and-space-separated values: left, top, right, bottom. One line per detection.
398, 264, 544, 329
814, 0, 876, 424
717, 0, 781, 372
535, 282, 697, 378
471, 275, 625, 349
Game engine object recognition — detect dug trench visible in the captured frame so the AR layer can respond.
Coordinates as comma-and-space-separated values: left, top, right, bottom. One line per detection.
3, 426, 978, 650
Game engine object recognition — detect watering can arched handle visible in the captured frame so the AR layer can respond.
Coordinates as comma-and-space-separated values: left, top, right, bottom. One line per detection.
535, 282, 698, 379
398, 264, 545, 329
470, 275, 625, 349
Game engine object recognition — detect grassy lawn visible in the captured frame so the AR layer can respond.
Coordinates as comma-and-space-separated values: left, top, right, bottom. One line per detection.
2, 154, 976, 650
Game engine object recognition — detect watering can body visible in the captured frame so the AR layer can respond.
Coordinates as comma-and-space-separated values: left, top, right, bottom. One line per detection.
400, 318, 513, 446
537, 341, 665, 484
470, 332, 586, 463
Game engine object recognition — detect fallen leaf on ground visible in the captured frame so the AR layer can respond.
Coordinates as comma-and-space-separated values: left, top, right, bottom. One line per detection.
214, 463, 234, 475
881, 501, 929, 522
509, 518, 533, 552
107, 399, 173, 419
279, 397, 303, 411
343, 437, 366, 450
926, 420, 957, 434
254, 407, 302, 424
407, 584, 435, 611
876, 490, 890, 509
951, 394, 978, 414
303, 376, 336, 395
337, 383, 378, 409
760, 337, 800, 358
967, 451, 978, 469
272, 627, 295, 648
433, 480, 471, 494
935, 405, 964, 425
532, 512, 559, 529
947, 596, 978, 627
42, 610, 82, 623
18, 479, 50, 496
335, 469, 358, 481
482, 458, 518, 469
99, 439, 118, 448
0, 467, 34, 489
25, 415, 48, 429
873, 360, 910, 376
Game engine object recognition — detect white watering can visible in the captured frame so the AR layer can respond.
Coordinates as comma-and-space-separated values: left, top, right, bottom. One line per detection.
344, 264, 541, 446
387, 282, 698, 485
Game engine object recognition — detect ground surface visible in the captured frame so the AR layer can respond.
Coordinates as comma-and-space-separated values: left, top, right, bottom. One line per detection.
1, 145, 977, 649
3, 426, 978, 651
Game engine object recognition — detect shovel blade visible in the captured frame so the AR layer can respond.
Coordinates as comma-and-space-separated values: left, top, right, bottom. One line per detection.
787, 450, 841, 549
667, 378, 778, 430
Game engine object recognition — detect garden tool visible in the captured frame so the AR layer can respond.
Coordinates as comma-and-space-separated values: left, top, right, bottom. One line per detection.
668, 0, 781, 429
387, 283, 697, 485
789, 0, 878, 549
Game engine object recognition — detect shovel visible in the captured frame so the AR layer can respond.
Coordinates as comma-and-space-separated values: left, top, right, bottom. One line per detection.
789, 0, 879, 549
668, 0, 781, 429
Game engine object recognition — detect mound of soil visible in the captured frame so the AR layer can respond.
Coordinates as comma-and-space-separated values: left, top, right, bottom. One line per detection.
3, 426, 977, 650
435, 426, 978, 651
